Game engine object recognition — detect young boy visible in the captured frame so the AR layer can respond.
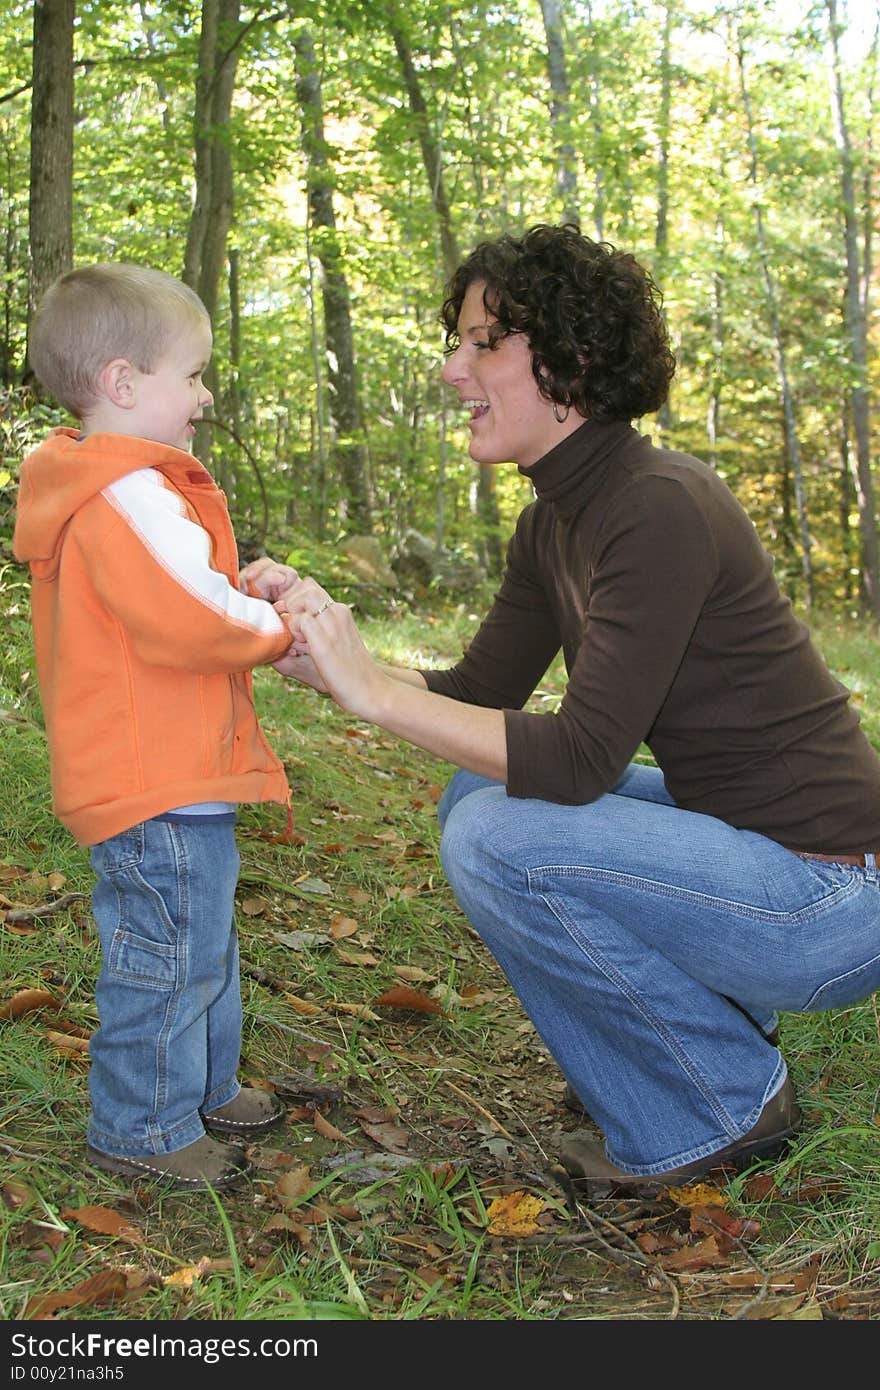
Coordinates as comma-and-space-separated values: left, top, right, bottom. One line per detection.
14, 263, 295, 1191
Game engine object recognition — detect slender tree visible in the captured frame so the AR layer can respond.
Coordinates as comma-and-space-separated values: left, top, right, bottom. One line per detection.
294, 24, 373, 535
826, 0, 879, 619
539, 0, 579, 225
26, 0, 74, 379
735, 25, 815, 606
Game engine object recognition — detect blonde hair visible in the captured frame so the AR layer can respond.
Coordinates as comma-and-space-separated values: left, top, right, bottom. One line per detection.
29, 263, 209, 418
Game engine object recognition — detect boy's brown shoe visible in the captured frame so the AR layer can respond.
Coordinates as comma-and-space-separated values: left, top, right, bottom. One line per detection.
559, 1075, 800, 1196
87, 1134, 252, 1191
201, 1087, 286, 1137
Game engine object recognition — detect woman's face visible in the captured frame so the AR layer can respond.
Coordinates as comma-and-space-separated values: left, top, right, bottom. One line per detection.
441, 280, 581, 469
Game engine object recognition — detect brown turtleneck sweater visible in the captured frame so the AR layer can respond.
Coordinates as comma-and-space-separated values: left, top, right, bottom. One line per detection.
423, 419, 880, 853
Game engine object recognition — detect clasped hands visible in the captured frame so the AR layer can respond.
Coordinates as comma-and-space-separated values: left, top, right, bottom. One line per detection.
238, 557, 381, 714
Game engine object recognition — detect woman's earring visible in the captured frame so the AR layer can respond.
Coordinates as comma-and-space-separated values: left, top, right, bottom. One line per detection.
553, 401, 570, 424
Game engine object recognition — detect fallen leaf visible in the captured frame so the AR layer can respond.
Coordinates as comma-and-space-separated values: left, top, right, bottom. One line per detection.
0, 988, 60, 1021
45, 1030, 89, 1053
264, 1213, 313, 1247
689, 1204, 761, 1248
331, 1001, 381, 1022
487, 1190, 543, 1237
0, 864, 27, 883
24, 1267, 130, 1319
60, 1206, 144, 1244
283, 994, 323, 1017
666, 1182, 728, 1208
329, 913, 360, 940
659, 1234, 728, 1272
47, 872, 67, 891
163, 1256, 233, 1287
373, 986, 443, 1015
353, 1105, 399, 1123
336, 949, 379, 967
275, 1165, 315, 1205
239, 895, 270, 916
741, 1291, 811, 1320
3, 1180, 37, 1209
294, 878, 334, 897
392, 965, 435, 984
357, 1120, 410, 1153
313, 1110, 348, 1142
274, 929, 332, 950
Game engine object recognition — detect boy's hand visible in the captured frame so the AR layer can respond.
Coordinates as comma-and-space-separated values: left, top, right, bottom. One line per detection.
239, 556, 299, 601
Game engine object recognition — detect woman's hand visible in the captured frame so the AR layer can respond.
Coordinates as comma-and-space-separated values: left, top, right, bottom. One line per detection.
273, 578, 390, 720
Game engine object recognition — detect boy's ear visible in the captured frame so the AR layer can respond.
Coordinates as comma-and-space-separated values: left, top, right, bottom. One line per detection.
98, 358, 137, 409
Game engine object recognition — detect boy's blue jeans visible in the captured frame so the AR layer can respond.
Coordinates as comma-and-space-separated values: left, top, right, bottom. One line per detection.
87, 816, 242, 1157
438, 765, 880, 1176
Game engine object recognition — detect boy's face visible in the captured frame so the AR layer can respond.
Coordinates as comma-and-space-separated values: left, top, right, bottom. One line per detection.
129, 319, 214, 452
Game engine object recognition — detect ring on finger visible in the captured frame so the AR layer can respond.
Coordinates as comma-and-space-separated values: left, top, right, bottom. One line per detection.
313, 597, 334, 616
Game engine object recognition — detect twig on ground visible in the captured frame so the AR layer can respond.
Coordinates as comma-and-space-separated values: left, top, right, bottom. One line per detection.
442, 1076, 518, 1142
4, 892, 87, 923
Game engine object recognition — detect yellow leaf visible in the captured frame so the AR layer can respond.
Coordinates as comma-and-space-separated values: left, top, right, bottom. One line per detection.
284, 993, 323, 1016
665, 1182, 728, 1208
486, 1190, 543, 1237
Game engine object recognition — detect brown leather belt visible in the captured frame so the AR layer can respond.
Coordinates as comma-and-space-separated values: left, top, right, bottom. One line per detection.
794, 850, 873, 866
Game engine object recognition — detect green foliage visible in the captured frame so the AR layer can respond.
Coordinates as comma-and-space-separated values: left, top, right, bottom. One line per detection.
1, 0, 877, 594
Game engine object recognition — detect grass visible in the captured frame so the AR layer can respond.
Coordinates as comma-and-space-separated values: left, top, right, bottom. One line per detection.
1, 584, 879, 1323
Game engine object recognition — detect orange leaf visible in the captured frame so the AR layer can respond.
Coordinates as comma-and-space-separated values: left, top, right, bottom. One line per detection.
666, 1182, 728, 1208
275, 1165, 315, 1205
0, 988, 60, 1021
659, 1234, 728, 1271
373, 986, 443, 1015
24, 1267, 131, 1319
486, 1190, 543, 1237
46, 1030, 89, 1053
312, 1110, 348, 1142
60, 1206, 144, 1245
329, 913, 359, 939
283, 993, 323, 1017
163, 1256, 233, 1287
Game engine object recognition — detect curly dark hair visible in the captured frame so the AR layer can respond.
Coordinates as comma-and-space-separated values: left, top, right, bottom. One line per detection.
441, 223, 675, 422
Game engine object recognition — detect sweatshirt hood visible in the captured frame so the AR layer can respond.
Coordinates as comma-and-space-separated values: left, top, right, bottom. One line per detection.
14, 428, 207, 577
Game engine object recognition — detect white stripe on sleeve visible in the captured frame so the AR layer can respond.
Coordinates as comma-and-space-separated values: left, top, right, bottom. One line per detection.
102, 469, 284, 635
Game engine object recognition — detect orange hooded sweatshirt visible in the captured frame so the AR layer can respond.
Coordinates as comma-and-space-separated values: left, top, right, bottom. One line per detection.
14, 428, 291, 846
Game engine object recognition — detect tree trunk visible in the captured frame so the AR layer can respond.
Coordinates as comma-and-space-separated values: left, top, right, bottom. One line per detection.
539, 0, 579, 226
654, 1, 673, 432
388, 4, 503, 573
294, 26, 372, 535
185, 0, 241, 484
584, 1, 605, 240
826, 0, 879, 620
736, 31, 815, 607
386, 1, 459, 280
26, 0, 74, 380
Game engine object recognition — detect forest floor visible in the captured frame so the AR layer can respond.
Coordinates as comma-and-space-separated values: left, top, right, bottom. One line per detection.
2, 601, 879, 1325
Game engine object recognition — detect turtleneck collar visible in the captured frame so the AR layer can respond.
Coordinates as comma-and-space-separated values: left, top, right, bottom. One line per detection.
519, 417, 638, 516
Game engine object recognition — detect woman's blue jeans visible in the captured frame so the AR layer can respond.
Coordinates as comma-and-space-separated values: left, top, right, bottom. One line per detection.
438, 765, 880, 1176
87, 816, 242, 1156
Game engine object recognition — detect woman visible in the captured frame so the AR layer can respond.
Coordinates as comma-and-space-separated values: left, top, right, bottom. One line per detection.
264, 223, 880, 1194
